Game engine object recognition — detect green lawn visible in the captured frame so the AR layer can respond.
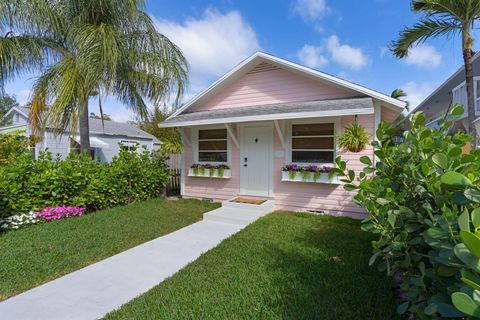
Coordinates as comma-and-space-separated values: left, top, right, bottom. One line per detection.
0, 198, 218, 300
104, 212, 398, 320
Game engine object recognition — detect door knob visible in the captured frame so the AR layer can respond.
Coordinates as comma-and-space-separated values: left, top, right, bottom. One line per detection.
244, 164, 247, 167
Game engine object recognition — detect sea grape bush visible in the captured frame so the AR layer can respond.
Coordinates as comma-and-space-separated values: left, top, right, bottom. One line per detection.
333, 105, 480, 319
34, 206, 86, 221
0, 147, 169, 219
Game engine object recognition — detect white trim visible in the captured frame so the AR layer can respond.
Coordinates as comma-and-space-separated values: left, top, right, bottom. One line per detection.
3, 106, 28, 119
178, 128, 191, 147
0, 123, 27, 131
160, 107, 373, 128
192, 125, 230, 165
274, 120, 286, 148
286, 118, 339, 167
168, 52, 405, 120
224, 123, 239, 148
239, 123, 274, 197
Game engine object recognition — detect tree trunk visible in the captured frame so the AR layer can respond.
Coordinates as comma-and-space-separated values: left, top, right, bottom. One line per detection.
462, 28, 477, 149
79, 99, 91, 155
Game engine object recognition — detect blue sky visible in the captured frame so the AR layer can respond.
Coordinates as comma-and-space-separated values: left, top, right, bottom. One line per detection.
5, 0, 479, 122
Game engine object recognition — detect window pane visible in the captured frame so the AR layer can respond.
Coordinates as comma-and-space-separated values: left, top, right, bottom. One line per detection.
477, 81, 480, 99
199, 140, 227, 151
292, 137, 334, 149
199, 129, 227, 139
292, 151, 334, 163
199, 152, 227, 162
292, 123, 334, 136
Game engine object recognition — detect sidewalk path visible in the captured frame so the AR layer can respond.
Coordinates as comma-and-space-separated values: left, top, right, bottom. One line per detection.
0, 220, 244, 320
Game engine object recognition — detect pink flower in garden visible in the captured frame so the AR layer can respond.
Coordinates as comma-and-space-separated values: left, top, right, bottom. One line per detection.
34, 206, 86, 221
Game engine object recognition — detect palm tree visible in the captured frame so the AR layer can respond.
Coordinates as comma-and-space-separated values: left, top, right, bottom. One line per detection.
391, 0, 480, 147
0, 0, 188, 152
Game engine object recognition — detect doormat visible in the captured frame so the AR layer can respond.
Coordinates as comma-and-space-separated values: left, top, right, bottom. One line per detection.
231, 197, 266, 205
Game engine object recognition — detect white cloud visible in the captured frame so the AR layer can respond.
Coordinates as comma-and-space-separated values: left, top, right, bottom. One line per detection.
297, 45, 328, 68
325, 35, 369, 70
400, 81, 435, 109
404, 44, 442, 69
293, 0, 329, 22
154, 9, 261, 94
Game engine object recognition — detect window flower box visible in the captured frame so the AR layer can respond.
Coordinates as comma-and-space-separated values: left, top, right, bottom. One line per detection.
281, 164, 341, 184
188, 164, 231, 179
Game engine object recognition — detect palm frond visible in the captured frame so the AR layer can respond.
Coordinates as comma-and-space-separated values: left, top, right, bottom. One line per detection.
391, 17, 459, 58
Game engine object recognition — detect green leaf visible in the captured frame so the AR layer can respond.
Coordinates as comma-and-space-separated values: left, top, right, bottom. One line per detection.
451, 104, 465, 116
376, 198, 390, 206
441, 172, 472, 187
432, 153, 448, 169
388, 214, 396, 227
397, 302, 409, 315
359, 156, 372, 166
451, 292, 480, 317
459, 209, 471, 231
460, 231, 480, 259
454, 243, 480, 270
461, 269, 480, 291
465, 189, 480, 203
424, 303, 437, 316
472, 208, 480, 228
437, 266, 459, 278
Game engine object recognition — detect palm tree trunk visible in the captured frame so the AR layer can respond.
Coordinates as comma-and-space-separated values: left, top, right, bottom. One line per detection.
463, 28, 477, 149
79, 99, 91, 154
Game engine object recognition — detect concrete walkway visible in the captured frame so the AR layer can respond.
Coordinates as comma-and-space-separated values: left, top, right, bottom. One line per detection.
0, 220, 245, 320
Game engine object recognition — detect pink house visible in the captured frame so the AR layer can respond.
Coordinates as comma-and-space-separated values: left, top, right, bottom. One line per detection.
160, 52, 405, 218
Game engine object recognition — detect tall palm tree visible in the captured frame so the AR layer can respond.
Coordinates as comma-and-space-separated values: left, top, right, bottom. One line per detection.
0, 0, 188, 152
391, 0, 480, 147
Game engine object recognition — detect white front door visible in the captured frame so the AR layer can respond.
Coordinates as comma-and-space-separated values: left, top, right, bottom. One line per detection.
240, 125, 272, 197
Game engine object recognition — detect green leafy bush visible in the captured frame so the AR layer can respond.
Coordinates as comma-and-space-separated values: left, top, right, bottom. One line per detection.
333, 105, 480, 318
0, 131, 30, 166
0, 147, 169, 219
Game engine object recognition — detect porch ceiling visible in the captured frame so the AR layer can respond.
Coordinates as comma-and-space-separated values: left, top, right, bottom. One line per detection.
160, 97, 374, 128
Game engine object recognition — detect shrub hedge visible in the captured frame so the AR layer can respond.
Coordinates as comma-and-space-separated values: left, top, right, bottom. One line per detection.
0, 147, 170, 219
335, 105, 480, 319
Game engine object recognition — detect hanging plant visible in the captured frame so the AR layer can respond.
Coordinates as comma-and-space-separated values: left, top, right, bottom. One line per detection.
338, 119, 370, 153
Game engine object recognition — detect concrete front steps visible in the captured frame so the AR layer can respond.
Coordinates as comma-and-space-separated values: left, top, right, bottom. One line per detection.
203, 197, 274, 226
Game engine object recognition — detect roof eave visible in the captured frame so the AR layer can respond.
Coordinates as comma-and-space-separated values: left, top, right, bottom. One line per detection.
159, 107, 374, 128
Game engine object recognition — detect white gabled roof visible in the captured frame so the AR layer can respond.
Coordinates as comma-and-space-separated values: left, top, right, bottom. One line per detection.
168, 51, 406, 120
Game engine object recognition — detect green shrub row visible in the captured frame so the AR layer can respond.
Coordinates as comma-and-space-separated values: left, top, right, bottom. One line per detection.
334, 105, 480, 319
0, 147, 170, 219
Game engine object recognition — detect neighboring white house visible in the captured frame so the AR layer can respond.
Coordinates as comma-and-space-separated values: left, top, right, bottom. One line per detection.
415, 52, 480, 131
0, 106, 161, 162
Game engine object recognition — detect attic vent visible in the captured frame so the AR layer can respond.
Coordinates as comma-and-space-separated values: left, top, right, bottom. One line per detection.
246, 62, 280, 74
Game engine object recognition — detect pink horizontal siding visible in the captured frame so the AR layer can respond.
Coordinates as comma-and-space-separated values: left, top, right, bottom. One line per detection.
182, 128, 240, 200
191, 62, 359, 112
271, 114, 374, 218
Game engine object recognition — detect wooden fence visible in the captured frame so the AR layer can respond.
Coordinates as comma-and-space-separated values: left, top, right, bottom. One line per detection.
165, 154, 181, 196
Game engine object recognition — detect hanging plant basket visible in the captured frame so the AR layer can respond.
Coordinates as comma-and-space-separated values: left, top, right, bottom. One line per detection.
338, 119, 370, 153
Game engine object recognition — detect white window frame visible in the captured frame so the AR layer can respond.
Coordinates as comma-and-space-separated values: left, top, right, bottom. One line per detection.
192, 125, 230, 165
120, 140, 138, 152
286, 117, 340, 166
451, 77, 480, 116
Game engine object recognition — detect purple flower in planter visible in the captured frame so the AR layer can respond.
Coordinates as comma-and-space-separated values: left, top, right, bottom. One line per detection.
282, 164, 300, 171
322, 165, 333, 173
215, 164, 230, 169
204, 163, 214, 169
304, 165, 320, 172
190, 163, 201, 169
